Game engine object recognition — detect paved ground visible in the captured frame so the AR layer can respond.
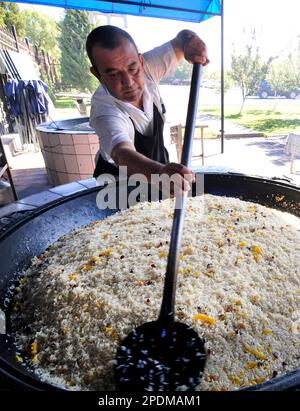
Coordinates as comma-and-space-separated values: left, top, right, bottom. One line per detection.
161, 84, 300, 186
11, 167, 50, 198
4, 145, 51, 199
166, 134, 300, 186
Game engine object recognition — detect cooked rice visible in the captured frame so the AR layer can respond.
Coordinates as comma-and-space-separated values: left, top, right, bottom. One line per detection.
11, 194, 300, 391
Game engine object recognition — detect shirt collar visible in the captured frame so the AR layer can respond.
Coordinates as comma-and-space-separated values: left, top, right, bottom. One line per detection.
99, 79, 155, 118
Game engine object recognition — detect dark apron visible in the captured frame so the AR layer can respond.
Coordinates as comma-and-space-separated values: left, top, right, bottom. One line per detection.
93, 104, 169, 177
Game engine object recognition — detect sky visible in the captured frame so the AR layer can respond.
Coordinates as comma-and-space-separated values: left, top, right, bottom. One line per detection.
18, 0, 300, 70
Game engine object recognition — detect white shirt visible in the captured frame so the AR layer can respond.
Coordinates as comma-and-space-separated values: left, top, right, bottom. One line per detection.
90, 41, 178, 164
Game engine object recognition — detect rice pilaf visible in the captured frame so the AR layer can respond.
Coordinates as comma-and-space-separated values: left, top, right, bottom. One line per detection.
11, 194, 300, 390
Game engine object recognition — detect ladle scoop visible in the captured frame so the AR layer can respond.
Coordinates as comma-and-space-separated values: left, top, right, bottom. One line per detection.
114, 64, 206, 391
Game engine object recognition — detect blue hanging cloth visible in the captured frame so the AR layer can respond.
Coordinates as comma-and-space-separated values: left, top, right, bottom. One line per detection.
5, 79, 50, 118
26, 80, 49, 116
5, 79, 22, 117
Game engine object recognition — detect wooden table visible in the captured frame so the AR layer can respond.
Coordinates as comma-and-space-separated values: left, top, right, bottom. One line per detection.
285, 132, 300, 174
195, 125, 208, 166
170, 124, 208, 165
55, 92, 91, 116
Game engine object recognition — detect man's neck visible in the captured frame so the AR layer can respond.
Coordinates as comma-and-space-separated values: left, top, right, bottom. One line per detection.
131, 96, 144, 110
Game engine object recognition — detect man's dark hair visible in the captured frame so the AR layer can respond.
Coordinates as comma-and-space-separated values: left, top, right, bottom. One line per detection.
86, 25, 139, 65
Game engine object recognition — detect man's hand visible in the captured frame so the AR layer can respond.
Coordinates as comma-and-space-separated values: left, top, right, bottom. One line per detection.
183, 35, 209, 66
112, 142, 195, 197
171, 30, 209, 66
157, 162, 195, 197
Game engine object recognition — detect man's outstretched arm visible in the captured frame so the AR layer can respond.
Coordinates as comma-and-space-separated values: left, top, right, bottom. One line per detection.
111, 141, 194, 193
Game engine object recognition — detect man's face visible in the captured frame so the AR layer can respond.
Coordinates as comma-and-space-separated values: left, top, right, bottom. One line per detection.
90, 40, 145, 109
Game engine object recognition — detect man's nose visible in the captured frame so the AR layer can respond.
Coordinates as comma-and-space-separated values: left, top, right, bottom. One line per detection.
122, 71, 134, 87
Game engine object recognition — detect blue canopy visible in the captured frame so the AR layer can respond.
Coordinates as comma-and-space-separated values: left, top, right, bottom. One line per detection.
9, 1, 221, 23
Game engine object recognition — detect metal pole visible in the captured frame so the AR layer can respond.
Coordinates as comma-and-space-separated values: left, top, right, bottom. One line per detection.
159, 64, 202, 325
220, 0, 225, 153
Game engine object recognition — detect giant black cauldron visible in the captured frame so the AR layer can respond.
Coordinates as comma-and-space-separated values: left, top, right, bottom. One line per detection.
0, 173, 300, 391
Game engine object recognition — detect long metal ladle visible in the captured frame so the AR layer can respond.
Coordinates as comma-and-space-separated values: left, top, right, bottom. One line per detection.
114, 64, 206, 391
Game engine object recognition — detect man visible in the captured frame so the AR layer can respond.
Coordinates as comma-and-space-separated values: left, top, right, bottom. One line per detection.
86, 25, 209, 192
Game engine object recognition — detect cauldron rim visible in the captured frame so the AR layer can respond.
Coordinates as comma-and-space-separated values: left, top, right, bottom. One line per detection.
1, 171, 300, 242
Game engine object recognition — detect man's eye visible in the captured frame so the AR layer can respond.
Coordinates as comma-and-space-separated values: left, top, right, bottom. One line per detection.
129, 67, 138, 74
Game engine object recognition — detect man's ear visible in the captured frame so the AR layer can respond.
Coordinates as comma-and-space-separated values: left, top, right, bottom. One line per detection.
138, 53, 144, 68
90, 66, 101, 81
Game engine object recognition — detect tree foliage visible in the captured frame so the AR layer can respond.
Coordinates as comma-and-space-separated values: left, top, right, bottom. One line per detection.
279, 56, 300, 93
230, 29, 275, 112
22, 9, 60, 59
0, 2, 25, 37
59, 9, 96, 92
267, 56, 300, 97
205, 69, 233, 94
174, 60, 192, 81
162, 60, 193, 84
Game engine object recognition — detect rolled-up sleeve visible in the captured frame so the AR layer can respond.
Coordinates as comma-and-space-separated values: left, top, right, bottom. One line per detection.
90, 112, 134, 162
143, 41, 178, 83
90, 89, 136, 162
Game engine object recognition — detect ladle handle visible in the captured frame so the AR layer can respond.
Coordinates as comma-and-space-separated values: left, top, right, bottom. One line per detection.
159, 63, 203, 327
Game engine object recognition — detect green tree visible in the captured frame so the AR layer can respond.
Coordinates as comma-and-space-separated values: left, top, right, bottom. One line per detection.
0, 2, 25, 38
59, 9, 96, 92
174, 60, 192, 81
267, 62, 282, 96
267, 56, 300, 101
206, 69, 233, 94
230, 28, 275, 113
22, 9, 60, 59
283, 54, 300, 94
161, 60, 193, 83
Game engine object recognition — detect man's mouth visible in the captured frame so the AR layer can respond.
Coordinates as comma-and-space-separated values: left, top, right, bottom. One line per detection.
123, 87, 137, 94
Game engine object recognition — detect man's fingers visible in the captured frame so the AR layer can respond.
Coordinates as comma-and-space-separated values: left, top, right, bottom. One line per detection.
164, 162, 192, 175
160, 172, 191, 194
163, 163, 195, 183
160, 178, 188, 198
171, 173, 191, 192
171, 164, 195, 184
184, 36, 209, 66
193, 56, 210, 65
186, 53, 210, 65
157, 162, 195, 197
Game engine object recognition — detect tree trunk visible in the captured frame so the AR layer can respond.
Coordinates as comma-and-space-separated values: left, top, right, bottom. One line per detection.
273, 90, 278, 111
239, 87, 246, 114
239, 97, 246, 114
